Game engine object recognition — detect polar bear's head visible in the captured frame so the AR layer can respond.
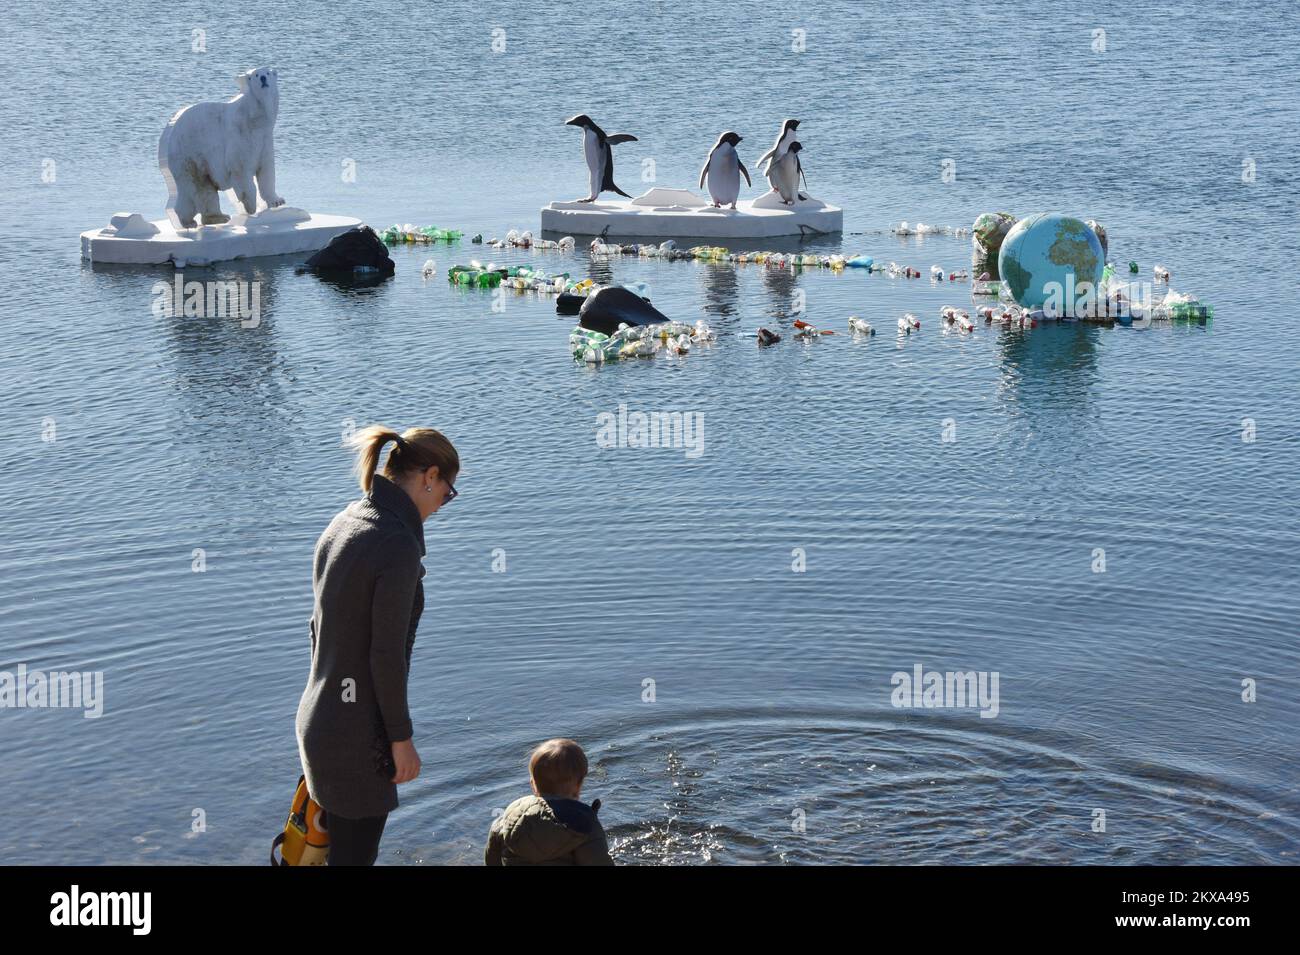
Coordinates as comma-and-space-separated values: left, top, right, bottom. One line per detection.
236, 67, 279, 120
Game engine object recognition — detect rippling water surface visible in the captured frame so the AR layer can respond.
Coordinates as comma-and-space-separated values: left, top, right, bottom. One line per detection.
0, 0, 1297, 864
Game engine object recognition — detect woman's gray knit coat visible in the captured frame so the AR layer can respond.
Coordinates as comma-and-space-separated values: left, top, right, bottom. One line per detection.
296, 473, 425, 819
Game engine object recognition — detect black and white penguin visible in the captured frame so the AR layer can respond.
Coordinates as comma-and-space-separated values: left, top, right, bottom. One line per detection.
765, 146, 803, 204
788, 141, 810, 200
699, 131, 751, 209
756, 118, 801, 172
565, 114, 638, 202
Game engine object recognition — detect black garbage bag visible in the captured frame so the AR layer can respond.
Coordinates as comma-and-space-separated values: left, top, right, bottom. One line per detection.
577, 286, 669, 336
304, 226, 396, 276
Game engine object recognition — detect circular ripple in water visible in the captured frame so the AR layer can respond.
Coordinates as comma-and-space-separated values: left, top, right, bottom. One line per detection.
567, 709, 1294, 865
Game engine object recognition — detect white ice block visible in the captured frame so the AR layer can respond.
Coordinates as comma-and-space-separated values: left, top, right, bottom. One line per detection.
541, 188, 843, 238
80, 206, 362, 267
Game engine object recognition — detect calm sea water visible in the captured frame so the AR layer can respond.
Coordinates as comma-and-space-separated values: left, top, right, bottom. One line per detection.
1, 0, 1298, 864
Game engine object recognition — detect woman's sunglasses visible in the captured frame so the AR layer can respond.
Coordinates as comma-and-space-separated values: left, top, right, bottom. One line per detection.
443, 481, 458, 505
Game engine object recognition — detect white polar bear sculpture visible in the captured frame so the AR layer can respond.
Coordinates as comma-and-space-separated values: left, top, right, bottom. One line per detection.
158, 67, 286, 229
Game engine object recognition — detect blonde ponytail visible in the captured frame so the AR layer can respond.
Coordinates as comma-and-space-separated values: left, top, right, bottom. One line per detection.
347, 424, 460, 493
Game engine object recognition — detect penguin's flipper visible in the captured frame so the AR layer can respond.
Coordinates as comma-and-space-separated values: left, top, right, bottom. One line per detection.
756, 146, 777, 167
606, 134, 638, 145
738, 159, 751, 187
699, 157, 711, 190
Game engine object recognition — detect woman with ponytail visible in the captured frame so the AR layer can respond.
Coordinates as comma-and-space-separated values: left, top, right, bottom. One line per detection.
295, 425, 460, 865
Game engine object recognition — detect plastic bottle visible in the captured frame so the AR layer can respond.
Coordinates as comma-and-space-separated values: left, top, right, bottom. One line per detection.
1161, 291, 1214, 322
794, 319, 832, 337
941, 307, 974, 332
757, 328, 781, 346
848, 316, 875, 336
931, 265, 944, 281
1154, 265, 1171, 283
898, 313, 921, 332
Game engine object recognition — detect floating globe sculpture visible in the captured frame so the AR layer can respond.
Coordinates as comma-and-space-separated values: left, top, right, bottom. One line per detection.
998, 213, 1104, 311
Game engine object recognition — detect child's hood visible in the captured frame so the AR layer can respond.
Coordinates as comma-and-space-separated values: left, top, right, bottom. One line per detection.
495, 794, 602, 862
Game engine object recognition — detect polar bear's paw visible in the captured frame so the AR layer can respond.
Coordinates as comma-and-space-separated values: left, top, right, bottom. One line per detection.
267, 197, 286, 209
201, 212, 231, 225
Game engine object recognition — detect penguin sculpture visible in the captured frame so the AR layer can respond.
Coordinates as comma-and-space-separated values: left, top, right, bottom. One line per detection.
756, 118, 800, 171
699, 131, 751, 209
765, 145, 805, 205
564, 114, 639, 202
788, 141, 810, 200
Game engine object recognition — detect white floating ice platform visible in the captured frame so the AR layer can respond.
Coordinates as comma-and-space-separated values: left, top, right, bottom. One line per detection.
80, 207, 362, 267
541, 187, 843, 239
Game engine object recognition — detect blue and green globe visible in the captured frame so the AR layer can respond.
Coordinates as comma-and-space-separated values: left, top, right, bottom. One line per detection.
999, 213, 1104, 310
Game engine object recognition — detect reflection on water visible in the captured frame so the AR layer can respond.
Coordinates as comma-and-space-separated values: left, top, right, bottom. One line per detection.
761, 266, 800, 323
993, 323, 1101, 415
699, 263, 738, 320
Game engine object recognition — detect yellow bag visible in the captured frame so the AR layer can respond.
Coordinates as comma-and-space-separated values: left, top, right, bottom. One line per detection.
271, 775, 329, 866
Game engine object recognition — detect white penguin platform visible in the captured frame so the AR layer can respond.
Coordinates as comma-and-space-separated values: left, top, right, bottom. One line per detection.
80, 207, 362, 267
541, 188, 842, 239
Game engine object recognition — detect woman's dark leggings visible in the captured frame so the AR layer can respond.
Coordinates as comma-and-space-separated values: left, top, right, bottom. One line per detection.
328, 812, 388, 866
